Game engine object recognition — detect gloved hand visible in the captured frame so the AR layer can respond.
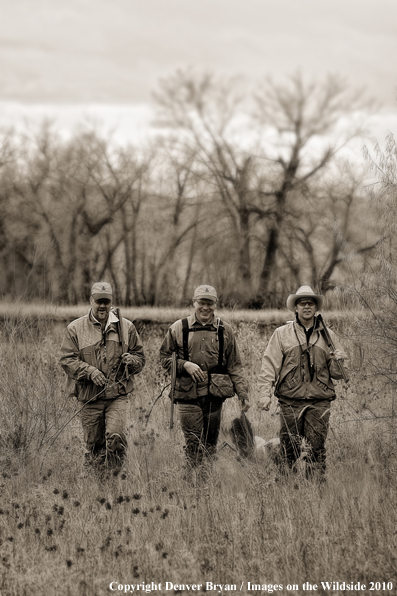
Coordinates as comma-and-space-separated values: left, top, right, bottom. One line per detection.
183, 361, 206, 382
330, 349, 348, 361
91, 369, 107, 387
121, 353, 136, 366
258, 396, 271, 411
240, 398, 250, 412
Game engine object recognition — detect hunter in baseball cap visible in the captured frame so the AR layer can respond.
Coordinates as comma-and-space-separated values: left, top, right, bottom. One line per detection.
193, 284, 218, 302
91, 281, 113, 300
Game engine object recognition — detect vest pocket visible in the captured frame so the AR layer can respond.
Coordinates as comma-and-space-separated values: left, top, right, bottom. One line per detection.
174, 375, 197, 401
209, 373, 235, 399
75, 380, 98, 402
316, 365, 332, 393
280, 365, 300, 390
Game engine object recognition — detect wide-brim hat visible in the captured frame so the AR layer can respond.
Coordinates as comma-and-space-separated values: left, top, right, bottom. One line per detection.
286, 285, 324, 312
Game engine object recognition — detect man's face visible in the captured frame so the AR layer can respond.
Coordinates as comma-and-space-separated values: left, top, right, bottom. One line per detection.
90, 297, 112, 323
194, 298, 216, 323
295, 299, 317, 326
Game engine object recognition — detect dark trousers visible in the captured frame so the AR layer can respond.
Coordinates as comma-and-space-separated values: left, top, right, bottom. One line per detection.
177, 396, 223, 467
279, 398, 331, 477
79, 396, 129, 468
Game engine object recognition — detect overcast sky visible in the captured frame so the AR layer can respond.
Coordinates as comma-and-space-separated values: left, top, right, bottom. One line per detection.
1, 0, 396, 142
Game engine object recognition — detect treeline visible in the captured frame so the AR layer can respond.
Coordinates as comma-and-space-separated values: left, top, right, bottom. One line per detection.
0, 70, 381, 307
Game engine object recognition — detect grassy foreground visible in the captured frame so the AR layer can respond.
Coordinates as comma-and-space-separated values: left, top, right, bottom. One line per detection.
0, 316, 396, 596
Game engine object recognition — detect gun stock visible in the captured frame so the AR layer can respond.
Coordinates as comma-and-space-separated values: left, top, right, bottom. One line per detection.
169, 352, 177, 429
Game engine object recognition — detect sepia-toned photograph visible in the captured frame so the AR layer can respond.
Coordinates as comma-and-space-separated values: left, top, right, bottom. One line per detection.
0, 1, 396, 595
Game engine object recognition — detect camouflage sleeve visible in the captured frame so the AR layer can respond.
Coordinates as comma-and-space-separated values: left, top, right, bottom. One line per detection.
126, 324, 145, 375
327, 328, 349, 380
59, 326, 97, 381
257, 329, 284, 400
159, 324, 187, 376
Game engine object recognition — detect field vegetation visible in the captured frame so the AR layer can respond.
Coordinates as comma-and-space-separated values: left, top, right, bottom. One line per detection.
0, 302, 288, 325
0, 13, 395, 591
0, 300, 364, 331
0, 310, 396, 596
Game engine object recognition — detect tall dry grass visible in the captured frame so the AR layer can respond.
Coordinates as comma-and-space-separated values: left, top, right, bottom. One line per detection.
0, 317, 396, 596
0, 300, 356, 327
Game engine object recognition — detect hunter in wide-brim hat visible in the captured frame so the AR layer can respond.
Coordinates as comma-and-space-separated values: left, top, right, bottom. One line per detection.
257, 283, 349, 480
286, 285, 324, 312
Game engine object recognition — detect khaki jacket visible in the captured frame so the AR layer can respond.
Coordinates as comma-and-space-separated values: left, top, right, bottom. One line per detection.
60, 310, 145, 402
258, 318, 348, 402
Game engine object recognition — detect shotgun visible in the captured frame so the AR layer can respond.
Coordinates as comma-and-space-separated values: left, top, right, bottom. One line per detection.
114, 307, 130, 382
169, 351, 177, 429
114, 307, 125, 353
317, 313, 349, 384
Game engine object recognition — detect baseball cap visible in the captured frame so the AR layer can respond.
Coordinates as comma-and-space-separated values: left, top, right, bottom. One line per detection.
91, 282, 113, 300
193, 285, 217, 302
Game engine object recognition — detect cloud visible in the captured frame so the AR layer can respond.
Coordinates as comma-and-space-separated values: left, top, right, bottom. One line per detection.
0, 0, 396, 106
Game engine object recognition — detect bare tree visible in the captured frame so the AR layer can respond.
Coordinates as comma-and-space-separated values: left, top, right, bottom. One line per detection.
0, 72, 377, 308
275, 165, 380, 296
153, 68, 273, 302
10, 127, 145, 303
254, 72, 369, 304
140, 143, 205, 305
88, 143, 151, 305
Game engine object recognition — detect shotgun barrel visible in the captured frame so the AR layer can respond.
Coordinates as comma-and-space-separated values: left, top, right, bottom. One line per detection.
169, 351, 177, 429
115, 307, 125, 353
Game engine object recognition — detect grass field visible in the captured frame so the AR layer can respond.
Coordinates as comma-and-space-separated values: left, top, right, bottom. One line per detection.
0, 301, 353, 326
0, 311, 396, 596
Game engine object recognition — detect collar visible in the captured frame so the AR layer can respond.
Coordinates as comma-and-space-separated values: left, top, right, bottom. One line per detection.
296, 315, 314, 334
192, 313, 217, 328
89, 308, 119, 331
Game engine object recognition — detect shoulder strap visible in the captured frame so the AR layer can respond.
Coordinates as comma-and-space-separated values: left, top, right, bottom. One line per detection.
182, 318, 189, 361
182, 317, 224, 366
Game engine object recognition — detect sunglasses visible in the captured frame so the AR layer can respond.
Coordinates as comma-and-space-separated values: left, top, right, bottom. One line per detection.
296, 300, 315, 307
